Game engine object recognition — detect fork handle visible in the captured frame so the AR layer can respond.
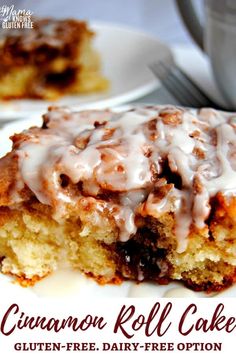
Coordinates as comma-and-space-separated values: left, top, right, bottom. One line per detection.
175, 0, 204, 50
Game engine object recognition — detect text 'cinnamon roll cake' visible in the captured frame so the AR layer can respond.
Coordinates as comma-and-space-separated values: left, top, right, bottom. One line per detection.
0, 105, 236, 291
0, 18, 108, 100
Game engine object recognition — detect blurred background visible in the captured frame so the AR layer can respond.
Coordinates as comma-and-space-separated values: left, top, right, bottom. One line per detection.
2, 0, 204, 46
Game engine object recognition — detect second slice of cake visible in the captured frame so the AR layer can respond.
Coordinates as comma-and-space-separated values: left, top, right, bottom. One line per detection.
0, 18, 108, 100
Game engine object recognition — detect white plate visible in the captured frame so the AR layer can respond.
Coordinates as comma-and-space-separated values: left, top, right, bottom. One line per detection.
1, 110, 235, 299
1, 268, 236, 299
0, 22, 171, 120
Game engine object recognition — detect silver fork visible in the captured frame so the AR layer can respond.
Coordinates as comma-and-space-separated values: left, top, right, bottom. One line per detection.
149, 60, 229, 111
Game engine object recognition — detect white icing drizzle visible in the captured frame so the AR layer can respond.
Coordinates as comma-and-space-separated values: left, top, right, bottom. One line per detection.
11, 106, 236, 252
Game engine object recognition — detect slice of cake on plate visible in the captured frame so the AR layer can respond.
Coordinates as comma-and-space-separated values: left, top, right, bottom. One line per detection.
0, 105, 235, 291
0, 18, 108, 100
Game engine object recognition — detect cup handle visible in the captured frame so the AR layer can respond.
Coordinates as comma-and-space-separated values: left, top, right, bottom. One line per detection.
175, 0, 204, 50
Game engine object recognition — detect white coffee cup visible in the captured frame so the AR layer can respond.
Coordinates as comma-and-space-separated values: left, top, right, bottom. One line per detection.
176, 0, 236, 109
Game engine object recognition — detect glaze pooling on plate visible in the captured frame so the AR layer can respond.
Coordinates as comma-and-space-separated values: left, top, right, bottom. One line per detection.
0, 270, 235, 298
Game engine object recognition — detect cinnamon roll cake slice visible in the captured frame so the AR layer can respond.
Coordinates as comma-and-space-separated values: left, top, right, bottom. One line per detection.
0, 105, 235, 291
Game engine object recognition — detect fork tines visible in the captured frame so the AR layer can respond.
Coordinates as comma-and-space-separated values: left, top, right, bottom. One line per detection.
149, 61, 222, 110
